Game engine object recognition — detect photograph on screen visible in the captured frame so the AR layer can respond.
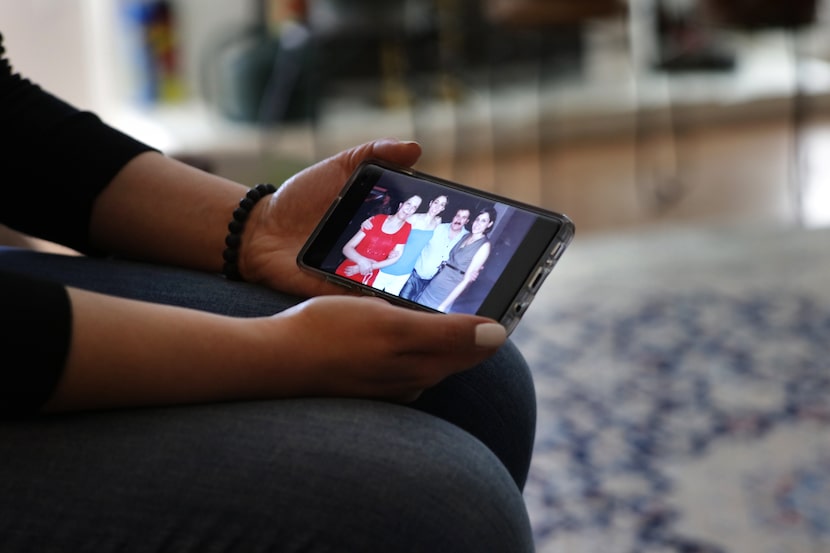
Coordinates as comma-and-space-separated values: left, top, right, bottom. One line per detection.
319, 169, 538, 315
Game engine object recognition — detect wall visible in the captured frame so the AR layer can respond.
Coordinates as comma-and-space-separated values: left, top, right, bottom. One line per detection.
0, 1, 104, 109
0, 0, 257, 116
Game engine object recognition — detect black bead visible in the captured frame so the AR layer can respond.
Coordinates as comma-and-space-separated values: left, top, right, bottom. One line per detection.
256, 183, 276, 195
232, 207, 249, 222
239, 197, 255, 211
228, 220, 243, 234
225, 233, 241, 248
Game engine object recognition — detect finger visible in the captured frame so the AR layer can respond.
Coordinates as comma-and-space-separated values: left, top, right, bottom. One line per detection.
387, 315, 506, 389
391, 310, 507, 356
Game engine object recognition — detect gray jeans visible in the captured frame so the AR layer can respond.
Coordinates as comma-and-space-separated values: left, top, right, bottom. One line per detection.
0, 248, 536, 552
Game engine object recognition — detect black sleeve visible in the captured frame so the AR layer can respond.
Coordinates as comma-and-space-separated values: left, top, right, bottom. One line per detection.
0, 271, 71, 413
0, 33, 157, 253
0, 32, 157, 413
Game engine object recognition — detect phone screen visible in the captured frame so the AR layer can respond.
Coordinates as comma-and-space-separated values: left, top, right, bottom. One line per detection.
298, 160, 574, 333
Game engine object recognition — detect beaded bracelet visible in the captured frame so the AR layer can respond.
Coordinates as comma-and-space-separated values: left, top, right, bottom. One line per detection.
222, 183, 277, 280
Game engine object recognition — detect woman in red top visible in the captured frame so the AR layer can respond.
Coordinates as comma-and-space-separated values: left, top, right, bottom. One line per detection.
335, 195, 422, 285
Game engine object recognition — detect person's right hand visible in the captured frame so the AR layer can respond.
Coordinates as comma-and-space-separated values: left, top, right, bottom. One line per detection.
260, 295, 507, 402
239, 139, 422, 298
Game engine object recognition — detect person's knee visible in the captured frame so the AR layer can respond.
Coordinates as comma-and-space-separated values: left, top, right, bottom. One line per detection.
203, 401, 535, 551
412, 339, 537, 489
290, 413, 535, 552
388, 442, 535, 552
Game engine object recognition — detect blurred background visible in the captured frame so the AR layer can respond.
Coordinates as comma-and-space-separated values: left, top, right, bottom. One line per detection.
3, 0, 830, 236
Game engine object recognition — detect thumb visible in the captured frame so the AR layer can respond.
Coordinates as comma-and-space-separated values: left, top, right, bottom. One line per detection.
340, 138, 422, 173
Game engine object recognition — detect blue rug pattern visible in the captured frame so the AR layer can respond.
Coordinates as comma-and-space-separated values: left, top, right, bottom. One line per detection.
512, 226, 830, 552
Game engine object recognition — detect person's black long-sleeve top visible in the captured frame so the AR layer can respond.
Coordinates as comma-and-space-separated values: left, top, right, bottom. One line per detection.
1, 33, 155, 412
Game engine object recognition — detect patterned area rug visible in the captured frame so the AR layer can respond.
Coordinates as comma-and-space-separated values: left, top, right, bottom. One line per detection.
512, 224, 830, 553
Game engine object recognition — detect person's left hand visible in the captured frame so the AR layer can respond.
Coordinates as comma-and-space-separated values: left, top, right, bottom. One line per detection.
238, 138, 422, 298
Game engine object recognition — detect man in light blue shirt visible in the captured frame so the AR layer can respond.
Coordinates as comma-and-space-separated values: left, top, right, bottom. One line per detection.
400, 208, 470, 301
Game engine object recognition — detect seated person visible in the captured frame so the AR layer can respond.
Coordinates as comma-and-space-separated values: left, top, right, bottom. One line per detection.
0, 32, 537, 552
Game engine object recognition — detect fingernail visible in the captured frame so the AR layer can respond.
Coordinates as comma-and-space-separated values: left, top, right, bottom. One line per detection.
475, 323, 506, 348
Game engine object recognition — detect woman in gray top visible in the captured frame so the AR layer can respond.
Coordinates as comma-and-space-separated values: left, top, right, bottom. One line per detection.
419, 207, 496, 313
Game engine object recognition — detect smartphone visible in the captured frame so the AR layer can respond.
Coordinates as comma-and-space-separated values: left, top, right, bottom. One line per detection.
297, 159, 574, 335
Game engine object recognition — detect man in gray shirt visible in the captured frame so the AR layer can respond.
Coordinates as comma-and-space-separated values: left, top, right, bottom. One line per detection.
400, 208, 470, 301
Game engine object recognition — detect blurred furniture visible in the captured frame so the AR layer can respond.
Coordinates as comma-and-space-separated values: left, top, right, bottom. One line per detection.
201, 0, 315, 125
306, 0, 438, 108
644, 0, 822, 217
480, 0, 629, 193
703, 0, 819, 30
483, 0, 624, 28
711, 0, 821, 224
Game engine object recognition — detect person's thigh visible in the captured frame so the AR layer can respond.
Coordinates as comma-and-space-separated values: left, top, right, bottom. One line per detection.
0, 249, 536, 487
0, 248, 301, 317
0, 399, 534, 553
